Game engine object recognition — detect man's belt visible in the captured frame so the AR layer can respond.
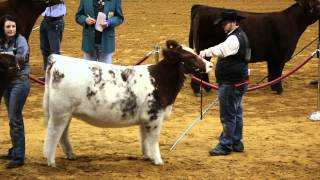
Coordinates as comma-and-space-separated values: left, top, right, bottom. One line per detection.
44, 16, 64, 21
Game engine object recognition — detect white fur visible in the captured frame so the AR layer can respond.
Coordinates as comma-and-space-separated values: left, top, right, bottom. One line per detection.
43, 55, 171, 167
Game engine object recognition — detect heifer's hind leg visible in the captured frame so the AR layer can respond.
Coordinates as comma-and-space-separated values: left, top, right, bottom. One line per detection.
59, 120, 76, 160
140, 120, 163, 165
140, 124, 151, 160
268, 60, 285, 94
44, 114, 71, 167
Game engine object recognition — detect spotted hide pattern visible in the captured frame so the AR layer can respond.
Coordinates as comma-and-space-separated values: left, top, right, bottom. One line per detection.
44, 55, 170, 128
43, 42, 211, 167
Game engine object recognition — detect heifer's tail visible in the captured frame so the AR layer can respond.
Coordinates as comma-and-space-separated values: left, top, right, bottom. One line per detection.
189, 5, 201, 50
43, 55, 55, 127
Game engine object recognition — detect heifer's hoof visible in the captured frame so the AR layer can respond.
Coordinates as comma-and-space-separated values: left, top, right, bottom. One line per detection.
152, 159, 164, 166
47, 162, 56, 168
142, 156, 150, 161
67, 153, 76, 160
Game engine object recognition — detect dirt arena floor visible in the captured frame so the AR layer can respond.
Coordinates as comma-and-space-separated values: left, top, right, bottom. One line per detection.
0, 0, 320, 179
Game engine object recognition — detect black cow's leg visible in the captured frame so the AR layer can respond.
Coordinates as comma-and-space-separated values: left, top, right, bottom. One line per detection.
267, 60, 284, 94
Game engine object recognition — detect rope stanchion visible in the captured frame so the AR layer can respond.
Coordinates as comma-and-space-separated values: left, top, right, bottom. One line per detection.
135, 51, 154, 65
309, 19, 320, 121
135, 44, 160, 65
192, 51, 317, 92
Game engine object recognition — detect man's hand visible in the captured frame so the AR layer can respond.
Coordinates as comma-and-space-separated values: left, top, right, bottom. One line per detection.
199, 50, 207, 58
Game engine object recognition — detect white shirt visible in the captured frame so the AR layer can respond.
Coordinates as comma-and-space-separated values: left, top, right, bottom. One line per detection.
41, 3, 66, 17
201, 28, 240, 58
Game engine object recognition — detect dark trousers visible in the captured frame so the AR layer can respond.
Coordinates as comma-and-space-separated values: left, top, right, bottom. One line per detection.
217, 83, 247, 151
40, 18, 64, 70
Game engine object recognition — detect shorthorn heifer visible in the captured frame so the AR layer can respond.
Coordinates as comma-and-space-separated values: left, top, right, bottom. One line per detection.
43, 40, 213, 167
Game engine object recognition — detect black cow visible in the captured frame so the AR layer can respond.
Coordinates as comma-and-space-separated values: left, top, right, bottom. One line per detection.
0, 0, 62, 40
189, 0, 320, 94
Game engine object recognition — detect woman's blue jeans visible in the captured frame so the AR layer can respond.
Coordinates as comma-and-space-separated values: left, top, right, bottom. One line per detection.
218, 83, 247, 151
3, 79, 30, 162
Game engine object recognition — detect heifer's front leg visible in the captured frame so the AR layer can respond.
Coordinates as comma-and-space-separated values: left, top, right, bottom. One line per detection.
59, 120, 76, 160
44, 115, 71, 167
139, 125, 149, 159
139, 120, 163, 165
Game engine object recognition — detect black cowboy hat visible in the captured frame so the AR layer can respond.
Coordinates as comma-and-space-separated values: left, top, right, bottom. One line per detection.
214, 9, 245, 25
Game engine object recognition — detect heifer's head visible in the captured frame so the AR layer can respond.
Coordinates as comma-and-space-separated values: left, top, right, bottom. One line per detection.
296, 0, 320, 17
162, 40, 213, 74
0, 53, 16, 104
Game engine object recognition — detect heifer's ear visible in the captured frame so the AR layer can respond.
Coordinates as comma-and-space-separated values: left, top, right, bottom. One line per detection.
162, 49, 180, 64
166, 40, 181, 50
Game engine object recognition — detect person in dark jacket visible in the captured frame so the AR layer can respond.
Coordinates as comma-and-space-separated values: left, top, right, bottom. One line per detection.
200, 10, 250, 156
0, 14, 30, 168
75, 0, 124, 64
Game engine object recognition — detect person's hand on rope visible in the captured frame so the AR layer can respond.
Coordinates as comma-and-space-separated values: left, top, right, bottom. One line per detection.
199, 49, 208, 58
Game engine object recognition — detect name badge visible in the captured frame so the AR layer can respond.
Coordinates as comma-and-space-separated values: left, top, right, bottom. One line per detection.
108, 12, 114, 19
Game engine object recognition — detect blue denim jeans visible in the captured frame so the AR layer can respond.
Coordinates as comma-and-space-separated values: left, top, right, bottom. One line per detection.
84, 44, 113, 64
40, 18, 64, 70
217, 83, 247, 151
3, 79, 30, 162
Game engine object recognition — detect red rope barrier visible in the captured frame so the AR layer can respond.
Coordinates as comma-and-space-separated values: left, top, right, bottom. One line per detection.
29, 75, 45, 85
192, 51, 316, 92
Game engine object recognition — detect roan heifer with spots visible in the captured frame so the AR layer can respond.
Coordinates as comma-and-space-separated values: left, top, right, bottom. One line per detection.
43, 40, 213, 167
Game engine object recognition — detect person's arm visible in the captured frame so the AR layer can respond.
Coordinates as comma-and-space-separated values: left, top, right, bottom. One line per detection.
200, 35, 240, 58
15, 35, 29, 66
106, 0, 124, 28
75, 0, 90, 26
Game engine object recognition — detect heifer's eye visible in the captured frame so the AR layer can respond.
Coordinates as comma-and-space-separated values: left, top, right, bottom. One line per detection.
183, 60, 198, 70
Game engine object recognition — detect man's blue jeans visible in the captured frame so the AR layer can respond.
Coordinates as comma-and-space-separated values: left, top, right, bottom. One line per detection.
40, 18, 64, 70
3, 79, 30, 162
217, 83, 247, 151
